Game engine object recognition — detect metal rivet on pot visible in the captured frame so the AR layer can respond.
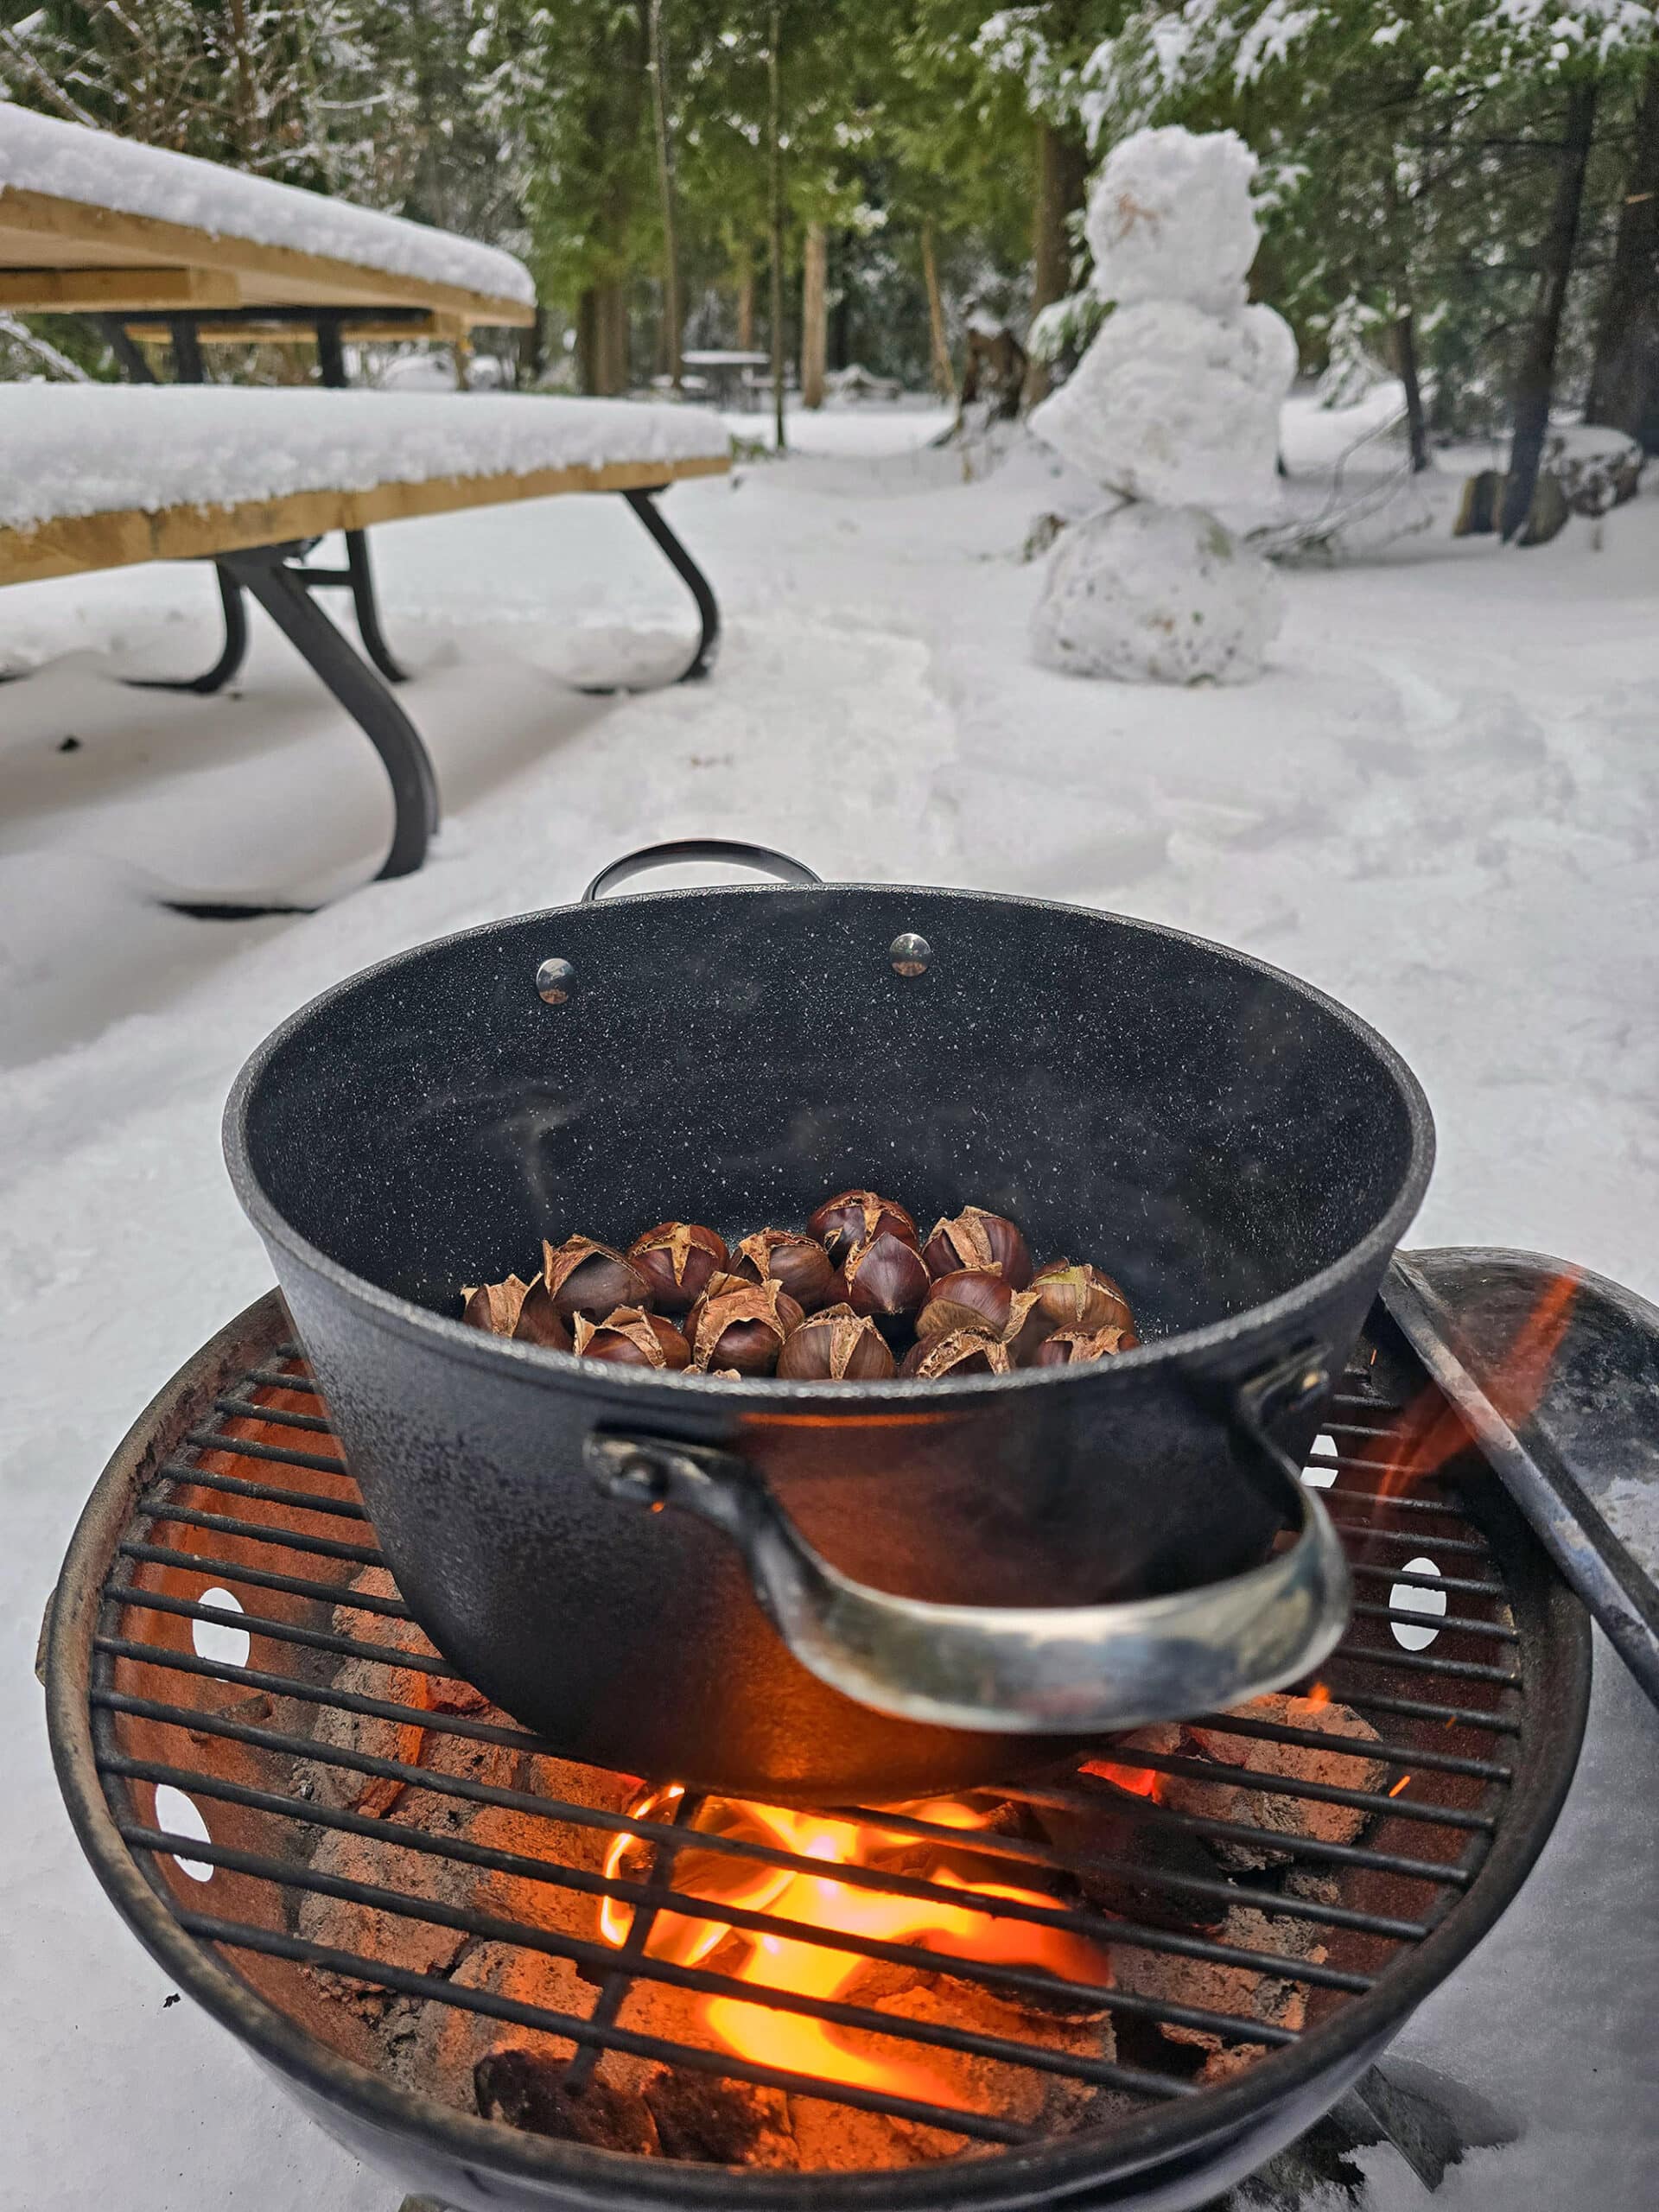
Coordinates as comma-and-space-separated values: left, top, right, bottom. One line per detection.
889, 932, 932, 977
536, 957, 576, 1005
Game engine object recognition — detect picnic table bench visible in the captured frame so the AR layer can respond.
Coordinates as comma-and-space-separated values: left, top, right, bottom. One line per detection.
0, 385, 731, 887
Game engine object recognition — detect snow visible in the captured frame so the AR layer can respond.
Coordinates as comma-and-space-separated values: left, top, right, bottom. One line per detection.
3, 399, 1659, 2208
0, 386, 732, 535
0, 103, 535, 307
1029, 501, 1281, 683
1085, 124, 1262, 318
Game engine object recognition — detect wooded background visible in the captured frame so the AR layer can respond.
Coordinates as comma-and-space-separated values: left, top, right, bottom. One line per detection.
4, 2, 1656, 468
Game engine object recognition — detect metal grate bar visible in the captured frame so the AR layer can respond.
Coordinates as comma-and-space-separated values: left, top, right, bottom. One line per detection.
241, 1365, 323, 1395
182, 1428, 349, 1477
1317, 1488, 1472, 1516
1323, 1522, 1494, 1559
105, 1587, 458, 1680
155, 1463, 370, 1522
213, 1394, 337, 1433
1323, 1686, 1520, 1735
1068, 1750, 1498, 1832
1347, 1562, 1505, 1598
130, 1503, 383, 1567
1325, 1644, 1520, 1687
1180, 1711, 1511, 1782
1350, 1601, 1517, 1643
106, 1755, 1299, 2046
117, 1542, 413, 1621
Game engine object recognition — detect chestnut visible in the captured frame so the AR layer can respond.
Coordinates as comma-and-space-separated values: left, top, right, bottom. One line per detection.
733, 1228, 838, 1313
899, 1329, 1013, 1379
513, 1276, 574, 1351
777, 1303, 896, 1381
843, 1230, 931, 1329
806, 1189, 917, 1265
627, 1222, 728, 1315
915, 1268, 1014, 1344
542, 1236, 652, 1321
687, 1280, 804, 1375
572, 1306, 690, 1369
460, 1274, 531, 1335
1001, 1287, 1057, 1366
921, 1207, 1033, 1288
1030, 1260, 1135, 1336
1032, 1325, 1131, 1367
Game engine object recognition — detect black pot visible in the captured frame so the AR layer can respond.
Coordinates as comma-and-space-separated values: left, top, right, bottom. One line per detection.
226, 842, 1433, 1798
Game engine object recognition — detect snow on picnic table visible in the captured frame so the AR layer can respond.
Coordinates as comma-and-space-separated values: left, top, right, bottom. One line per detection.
2, 399, 1658, 2212
0, 103, 535, 307
0, 385, 732, 535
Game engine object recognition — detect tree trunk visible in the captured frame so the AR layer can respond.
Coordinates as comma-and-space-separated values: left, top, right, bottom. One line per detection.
518, 307, 548, 390
1501, 80, 1599, 540
801, 221, 827, 408
735, 245, 754, 349
922, 219, 954, 399
1391, 310, 1430, 471
1022, 121, 1089, 409
579, 280, 630, 395
1586, 59, 1659, 451
648, 0, 682, 389
768, 5, 786, 450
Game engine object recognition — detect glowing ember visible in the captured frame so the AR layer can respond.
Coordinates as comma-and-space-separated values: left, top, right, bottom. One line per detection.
1077, 1757, 1162, 1799
1303, 1681, 1332, 1710
598, 1784, 1114, 2106
1388, 1774, 1413, 1798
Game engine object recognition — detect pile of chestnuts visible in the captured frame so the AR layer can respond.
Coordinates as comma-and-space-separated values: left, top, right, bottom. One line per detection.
460, 1192, 1139, 1382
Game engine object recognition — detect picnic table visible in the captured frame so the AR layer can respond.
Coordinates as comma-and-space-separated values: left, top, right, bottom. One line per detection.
681, 348, 771, 409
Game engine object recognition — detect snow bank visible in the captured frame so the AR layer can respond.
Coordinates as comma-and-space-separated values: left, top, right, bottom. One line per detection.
1028, 298, 1294, 512
0, 386, 732, 535
1086, 126, 1262, 318
1028, 502, 1281, 683
0, 104, 534, 308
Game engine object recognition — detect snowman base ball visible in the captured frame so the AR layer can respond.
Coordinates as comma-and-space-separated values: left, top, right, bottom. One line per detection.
1030, 501, 1282, 685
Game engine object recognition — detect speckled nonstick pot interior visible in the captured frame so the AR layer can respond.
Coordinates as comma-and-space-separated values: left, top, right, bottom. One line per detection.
225, 872, 1433, 1797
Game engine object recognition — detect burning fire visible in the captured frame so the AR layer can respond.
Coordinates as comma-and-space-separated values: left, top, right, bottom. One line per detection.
599, 1784, 1112, 2105
1077, 1756, 1162, 1800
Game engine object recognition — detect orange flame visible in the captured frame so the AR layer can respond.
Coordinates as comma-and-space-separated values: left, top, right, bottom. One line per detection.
1077, 1757, 1162, 1800
1303, 1681, 1332, 1710
599, 1784, 1112, 2106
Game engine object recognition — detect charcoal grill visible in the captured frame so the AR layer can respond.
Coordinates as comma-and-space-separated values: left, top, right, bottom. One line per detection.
46, 1286, 1588, 2211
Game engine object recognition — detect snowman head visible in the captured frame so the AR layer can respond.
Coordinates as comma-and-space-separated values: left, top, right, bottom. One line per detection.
1087, 126, 1262, 321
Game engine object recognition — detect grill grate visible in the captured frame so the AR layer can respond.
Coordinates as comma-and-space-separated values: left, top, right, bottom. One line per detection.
76, 1299, 1547, 2164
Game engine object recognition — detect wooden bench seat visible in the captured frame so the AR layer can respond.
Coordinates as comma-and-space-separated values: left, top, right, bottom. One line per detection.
1, 386, 731, 895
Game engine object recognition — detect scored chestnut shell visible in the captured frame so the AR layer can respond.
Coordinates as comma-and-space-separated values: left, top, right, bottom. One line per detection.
920, 1206, 1033, 1289
899, 1329, 1014, 1379
572, 1306, 690, 1370
513, 1276, 574, 1351
776, 1303, 896, 1381
1029, 1260, 1135, 1336
1032, 1325, 1131, 1367
806, 1189, 918, 1265
626, 1223, 728, 1316
687, 1280, 804, 1376
915, 1268, 1014, 1344
460, 1274, 531, 1335
843, 1230, 932, 1328
543, 1236, 652, 1321
732, 1228, 838, 1313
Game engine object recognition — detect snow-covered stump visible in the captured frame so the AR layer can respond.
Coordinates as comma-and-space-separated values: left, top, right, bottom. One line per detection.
1029, 504, 1281, 685
1027, 126, 1295, 686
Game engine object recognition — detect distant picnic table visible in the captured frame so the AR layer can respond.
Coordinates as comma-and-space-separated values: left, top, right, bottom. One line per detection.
0, 112, 732, 899
681, 348, 771, 408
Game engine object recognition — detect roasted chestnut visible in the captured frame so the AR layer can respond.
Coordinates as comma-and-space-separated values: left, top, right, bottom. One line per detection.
460, 1274, 531, 1334
1029, 1260, 1135, 1335
733, 1228, 838, 1313
843, 1230, 931, 1328
627, 1222, 728, 1315
572, 1306, 690, 1369
899, 1329, 1013, 1379
1032, 1325, 1131, 1367
687, 1280, 804, 1375
806, 1189, 917, 1265
542, 1236, 652, 1321
920, 1206, 1033, 1288
915, 1268, 1014, 1343
776, 1303, 896, 1381
1001, 1287, 1057, 1366
513, 1276, 574, 1351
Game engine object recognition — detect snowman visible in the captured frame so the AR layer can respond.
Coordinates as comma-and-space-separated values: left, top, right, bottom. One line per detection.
1028, 127, 1295, 684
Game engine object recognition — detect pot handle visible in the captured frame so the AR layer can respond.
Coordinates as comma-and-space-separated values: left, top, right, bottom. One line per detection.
582, 840, 822, 903
586, 1351, 1351, 1734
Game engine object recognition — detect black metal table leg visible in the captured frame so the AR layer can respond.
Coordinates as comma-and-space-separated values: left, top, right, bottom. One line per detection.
624, 486, 721, 681
221, 545, 438, 880
305, 310, 410, 683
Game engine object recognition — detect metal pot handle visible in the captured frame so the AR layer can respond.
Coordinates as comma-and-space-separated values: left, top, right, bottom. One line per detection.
586, 1351, 1350, 1733
582, 840, 822, 903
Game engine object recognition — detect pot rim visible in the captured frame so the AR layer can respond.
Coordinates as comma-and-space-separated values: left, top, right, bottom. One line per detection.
223, 880, 1435, 1408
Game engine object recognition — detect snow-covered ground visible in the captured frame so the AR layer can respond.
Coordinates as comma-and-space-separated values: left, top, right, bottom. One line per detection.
3, 398, 1658, 2209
